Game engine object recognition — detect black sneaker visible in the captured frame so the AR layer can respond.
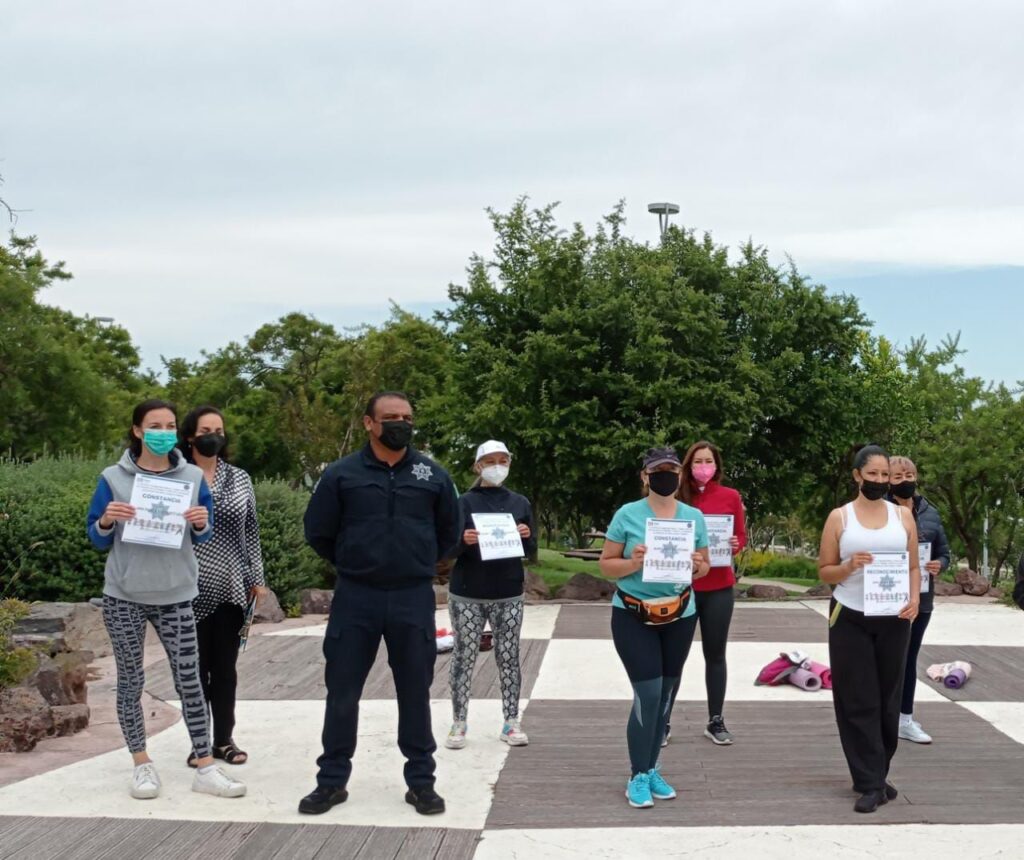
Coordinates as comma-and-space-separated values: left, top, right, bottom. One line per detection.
884, 781, 898, 801
298, 784, 348, 815
704, 715, 734, 745
405, 785, 446, 815
854, 790, 887, 814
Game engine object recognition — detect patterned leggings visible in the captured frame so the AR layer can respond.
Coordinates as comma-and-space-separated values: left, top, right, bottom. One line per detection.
102, 596, 211, 758
448, 596, 524, 722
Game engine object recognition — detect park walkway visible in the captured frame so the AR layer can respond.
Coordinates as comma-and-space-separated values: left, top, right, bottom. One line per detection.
2, 600, 1023, 858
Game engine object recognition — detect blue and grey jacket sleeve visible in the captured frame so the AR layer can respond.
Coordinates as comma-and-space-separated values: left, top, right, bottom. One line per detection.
190, 478, 215, 544
305, 468, 342, 562
435, 473, 462, 560
86, 477, 116, 550
932, 516, 951, 571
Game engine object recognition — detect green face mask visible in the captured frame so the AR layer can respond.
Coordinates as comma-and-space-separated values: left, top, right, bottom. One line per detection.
142, 429, 178, 456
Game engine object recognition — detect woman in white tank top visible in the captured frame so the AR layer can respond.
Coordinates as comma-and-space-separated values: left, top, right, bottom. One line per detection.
817, 445, 920, 815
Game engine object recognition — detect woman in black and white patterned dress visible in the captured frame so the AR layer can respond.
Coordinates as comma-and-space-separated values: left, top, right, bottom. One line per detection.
180, 405, 267, 766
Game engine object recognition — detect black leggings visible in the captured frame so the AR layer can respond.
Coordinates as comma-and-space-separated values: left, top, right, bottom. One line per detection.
196, 602, 244, 747
665, 586, 733, 726
611, 606, 697, 775
901, 610, 932, 715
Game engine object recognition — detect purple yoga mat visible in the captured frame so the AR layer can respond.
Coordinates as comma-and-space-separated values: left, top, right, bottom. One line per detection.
944, 668, 968, 689
787, 667, 822, 691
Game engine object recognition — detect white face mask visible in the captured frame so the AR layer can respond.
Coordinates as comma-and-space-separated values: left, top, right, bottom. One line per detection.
480, 464, 510, 486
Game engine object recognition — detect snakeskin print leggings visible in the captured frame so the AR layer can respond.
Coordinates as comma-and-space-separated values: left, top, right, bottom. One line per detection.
448, 595, 524, 722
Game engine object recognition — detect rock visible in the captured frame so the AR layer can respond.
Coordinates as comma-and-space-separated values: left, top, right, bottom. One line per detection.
0, 686, 53, 753
433, 584, 448, 607
955, 568, 990, 597
524, 569, 550, 601
12, 602, 110, 658
27, 652, 92, 707
555, 573, 615, 602
50, 704, 90, 737
933, 580, 964, 596
252, 588, 285, 624
805, 583, 832, 597
745, 583, 788, 600
299, 588, 333, 615
988, 587, 1004, 599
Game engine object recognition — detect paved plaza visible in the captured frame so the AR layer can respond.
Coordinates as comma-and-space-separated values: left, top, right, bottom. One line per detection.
2, 600, 1023, 858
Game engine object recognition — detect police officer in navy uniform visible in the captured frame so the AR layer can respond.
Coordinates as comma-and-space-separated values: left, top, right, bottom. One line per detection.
298, 391, 460, 816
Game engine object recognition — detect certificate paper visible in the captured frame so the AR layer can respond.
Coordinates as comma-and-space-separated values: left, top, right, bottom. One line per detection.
121, 474, 194, 549
863, 551, 911, 616
472, 513, 525, 561
918, 542, 932, 594
704, 514, 735, 567
642, 518, 695, 585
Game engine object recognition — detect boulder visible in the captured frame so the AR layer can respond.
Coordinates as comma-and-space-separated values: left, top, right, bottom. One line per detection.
50, 704, 90, 737
933, 580, 964, 596
433, 584, 449, 607
252, 588, 286, 624
745, 583, 788, 600
12, 602, 110, 658
988, 587, 1004, 599
555, 573, 615, 602
0, 686, 53, 752
955, 568, 990, 597
27, 651, 92, 707
524, 569, 550, 601
805, 583, 832, 598
299, 588, 333, 615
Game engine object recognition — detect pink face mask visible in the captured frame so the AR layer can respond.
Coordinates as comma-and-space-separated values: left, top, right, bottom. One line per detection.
692, 464, 716, 484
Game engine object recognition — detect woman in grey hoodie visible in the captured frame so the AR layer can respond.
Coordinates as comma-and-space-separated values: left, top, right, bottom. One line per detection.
87, 398, 246, 800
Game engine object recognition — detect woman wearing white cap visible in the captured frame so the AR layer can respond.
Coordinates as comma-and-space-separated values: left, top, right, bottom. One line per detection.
444, 440, 535, 750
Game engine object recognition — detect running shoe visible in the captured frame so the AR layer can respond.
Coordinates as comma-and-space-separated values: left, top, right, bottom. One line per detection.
500, 718, 529, 746
192, 765, 246, 797
704, 715, 734, 745
625, 772, 654, 808
445, 721, 467, 749
898, 720, 932, 744
131, 762, 161, 800
647, 765, 677, 800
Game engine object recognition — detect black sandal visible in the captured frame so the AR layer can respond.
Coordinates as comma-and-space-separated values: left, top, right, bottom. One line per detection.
213, 741, 248, 765
187, 751, 200, 768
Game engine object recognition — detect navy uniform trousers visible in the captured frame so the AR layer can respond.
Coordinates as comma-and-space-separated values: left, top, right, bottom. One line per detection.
317, 576, 438, 789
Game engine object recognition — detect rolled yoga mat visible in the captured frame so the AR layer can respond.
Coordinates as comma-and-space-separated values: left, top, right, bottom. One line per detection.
808, 661, 832, 689
944, 668, 968, 689
787, 667, 823, 691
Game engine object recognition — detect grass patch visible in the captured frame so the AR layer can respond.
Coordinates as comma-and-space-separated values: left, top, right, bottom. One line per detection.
529, 547, 602, 592
742, 574, 820, 589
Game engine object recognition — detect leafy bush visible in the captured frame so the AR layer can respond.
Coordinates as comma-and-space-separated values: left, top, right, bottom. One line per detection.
0, 455, 334, 609
253, 479, 334, 608
737, 550, 818, 581
0, 599, 37, 689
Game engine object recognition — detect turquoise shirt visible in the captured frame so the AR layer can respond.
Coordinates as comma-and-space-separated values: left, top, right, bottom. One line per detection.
606, 498, 708, 617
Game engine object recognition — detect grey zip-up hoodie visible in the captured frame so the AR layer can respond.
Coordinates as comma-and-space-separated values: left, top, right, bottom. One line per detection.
86, 449, 214, 605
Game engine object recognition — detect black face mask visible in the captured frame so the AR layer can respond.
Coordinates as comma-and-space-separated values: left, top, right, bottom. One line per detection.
378, 420, 414, 451
648, 471, 680, 497
860, 479, 890, 501
193, 433, 226, 458
891, 481, 917, 500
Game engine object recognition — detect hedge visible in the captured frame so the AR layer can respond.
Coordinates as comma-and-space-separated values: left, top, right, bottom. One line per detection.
737, 549, 819, 581
0, 454, 333, 611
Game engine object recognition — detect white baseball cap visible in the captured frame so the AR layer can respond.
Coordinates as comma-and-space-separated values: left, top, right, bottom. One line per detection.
475, 439, 511, 462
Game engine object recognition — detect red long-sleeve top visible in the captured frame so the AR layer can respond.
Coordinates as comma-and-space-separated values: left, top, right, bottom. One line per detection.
690, 480, 747, 592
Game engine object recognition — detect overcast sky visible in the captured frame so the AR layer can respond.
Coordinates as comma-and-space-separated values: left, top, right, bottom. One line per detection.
2, 1, 1022, 383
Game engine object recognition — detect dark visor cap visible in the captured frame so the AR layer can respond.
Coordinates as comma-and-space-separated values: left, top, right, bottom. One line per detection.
643, 446, 681, 470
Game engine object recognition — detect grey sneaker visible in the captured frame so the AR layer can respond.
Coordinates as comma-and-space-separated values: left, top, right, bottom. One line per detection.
704, 715, 734, 745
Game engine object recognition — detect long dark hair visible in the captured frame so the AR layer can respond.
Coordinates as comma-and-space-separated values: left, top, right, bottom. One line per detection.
852, 443, 889, 474
678, 440, 724, 505
179, 405, 230, 463
127, 398, 178, 457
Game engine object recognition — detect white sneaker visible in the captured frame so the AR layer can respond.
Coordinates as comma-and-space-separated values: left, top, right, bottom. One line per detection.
131, 762, 161, 799
500, 718, 529, 746
445, 720, 467, 750
899, 720, 933, 744
192, 765, 247, 797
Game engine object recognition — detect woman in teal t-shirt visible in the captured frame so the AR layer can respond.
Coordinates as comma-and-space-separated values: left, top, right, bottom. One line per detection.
599, 447, 711, 810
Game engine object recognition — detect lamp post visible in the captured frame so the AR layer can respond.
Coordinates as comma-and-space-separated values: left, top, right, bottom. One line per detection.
647, 202, 680, 238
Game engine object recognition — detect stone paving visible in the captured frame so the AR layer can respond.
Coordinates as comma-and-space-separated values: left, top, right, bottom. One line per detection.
1, 600, 1023, 858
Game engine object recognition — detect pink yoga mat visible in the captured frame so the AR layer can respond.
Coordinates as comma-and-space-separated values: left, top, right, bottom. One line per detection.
809, 661, 832, 689
787, 667, 822, 691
